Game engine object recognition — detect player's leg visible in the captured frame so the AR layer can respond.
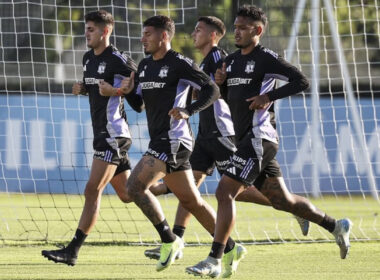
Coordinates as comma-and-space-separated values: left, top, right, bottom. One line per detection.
41, 158, 117, 265
149, 181, 171, 196
144, 170, 207, 259
110, 169, 132, 203
187, 137, 279, 278
164, 169, 215, 235
78, 159, 118, 233
235, 185, 271, 205
172, 170, 207, 231
260, 173, 352, 259
127, 155, 183, 271
186, 174, 246, 278
170, 137, 217, 235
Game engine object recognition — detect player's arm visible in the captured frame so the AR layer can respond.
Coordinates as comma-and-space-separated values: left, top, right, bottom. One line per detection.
73, 55, 89, 96
121, 71, 145, 113
99, 53, 144, 112
212, 58, 228, 101
186, 79, 220, 115
72, 81, 87, 95
169, 60, 220, 120
119, 56, 145, 112
265, 56, 309, 101
248, 53, 309, 110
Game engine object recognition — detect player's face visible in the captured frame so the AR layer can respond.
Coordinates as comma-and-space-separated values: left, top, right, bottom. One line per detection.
85, 21, 104, 49
141, 26, 163, 55
191, 21, 211, 49
234, 16, 257, 49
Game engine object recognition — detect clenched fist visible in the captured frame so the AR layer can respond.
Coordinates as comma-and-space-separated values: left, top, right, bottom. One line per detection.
215, 62, 227, 86
72, 82, 86, 95
120, 71, 135, 95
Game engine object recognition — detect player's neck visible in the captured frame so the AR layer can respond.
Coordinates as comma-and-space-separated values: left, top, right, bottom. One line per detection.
93, 41, 110, 56
152, 43, 171, 60
241, 40, 259, 55
200, 43, 217, 57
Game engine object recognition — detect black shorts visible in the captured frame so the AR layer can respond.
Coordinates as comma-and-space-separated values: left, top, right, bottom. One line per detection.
144, 140, 191, 173
190, 136, 236, 176
93, 137, 132, 176
224, 135, 282, 189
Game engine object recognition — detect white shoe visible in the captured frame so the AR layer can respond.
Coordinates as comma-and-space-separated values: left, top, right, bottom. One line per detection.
144, 245, 183, 260
156, 236, 184, 272
294, 215, 310, 236
186, 256, 222, 278
332, 218, 353, 259
222, 243, 247, 278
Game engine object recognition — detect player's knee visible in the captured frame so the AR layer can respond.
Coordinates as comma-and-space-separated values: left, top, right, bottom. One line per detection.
268, 195, 293, 211
119, 193, 133, 203
126, 176, 144, 200
84, 182, 101, 202
215, 184, 234, 204
180, 195, 203, 212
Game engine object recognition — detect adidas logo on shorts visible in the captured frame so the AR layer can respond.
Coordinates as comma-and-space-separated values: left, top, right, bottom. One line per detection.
226, 166, 236, 175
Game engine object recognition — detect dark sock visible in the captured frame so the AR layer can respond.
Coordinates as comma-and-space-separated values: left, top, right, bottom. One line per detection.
154, 219, 176, 243
224, 237, 236, 254
210, 233, 235, 254
67, 228, 87, 256
319, 214, 336, 233
209, 241, 225, 259
173, 225, 186, 238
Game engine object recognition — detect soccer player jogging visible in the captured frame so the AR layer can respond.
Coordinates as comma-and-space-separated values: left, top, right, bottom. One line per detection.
117, 15, 241, 273
144, 16, 310, 276
187, 5, 352, 278
41, 10, 146, 266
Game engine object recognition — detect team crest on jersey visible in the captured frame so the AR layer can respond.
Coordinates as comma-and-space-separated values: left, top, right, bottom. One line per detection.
158, 65, 169, 78
245, 60, 255, 73
97, 62, 106, 74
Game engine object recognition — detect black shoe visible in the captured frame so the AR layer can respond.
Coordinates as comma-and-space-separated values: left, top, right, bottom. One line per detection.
41, 246, 77, 266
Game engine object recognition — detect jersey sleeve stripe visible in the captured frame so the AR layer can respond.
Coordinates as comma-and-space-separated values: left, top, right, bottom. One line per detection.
212, 50, 221, 63
264, 73, 289, 82
112, 52, 128, 64
113, 74, 126, 87
178, 78, 202, 90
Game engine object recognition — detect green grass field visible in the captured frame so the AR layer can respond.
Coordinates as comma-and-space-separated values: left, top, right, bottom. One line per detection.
0, 242, 379, 279
0, 193, 379, 244
0, 193, 380, 279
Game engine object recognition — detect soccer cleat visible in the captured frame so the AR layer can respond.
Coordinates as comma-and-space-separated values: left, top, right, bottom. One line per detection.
332, 218, 353, 259
156, 235, 184, 272
186, 256, 222, 278
222, 244, 247, 278
41, 246, 77, 266
144, 245, 183, 260
294, 215, 310, 236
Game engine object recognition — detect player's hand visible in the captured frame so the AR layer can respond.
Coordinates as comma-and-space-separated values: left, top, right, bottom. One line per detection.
168, 107, 190, 120
215, 62, 227, 85
120, 71, 135, 94
99, 80, 114, 96
246, 94, 271, 110
72, 81, 85, 95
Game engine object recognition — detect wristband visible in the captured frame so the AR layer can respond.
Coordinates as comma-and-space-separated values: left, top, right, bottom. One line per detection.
116, 88, 123, 96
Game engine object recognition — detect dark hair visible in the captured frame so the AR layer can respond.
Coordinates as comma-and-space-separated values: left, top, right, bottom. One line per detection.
143, 15, 175, 39
85, 10, 114, 27
237, 5, 267, 27
198, 16, 226, 37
